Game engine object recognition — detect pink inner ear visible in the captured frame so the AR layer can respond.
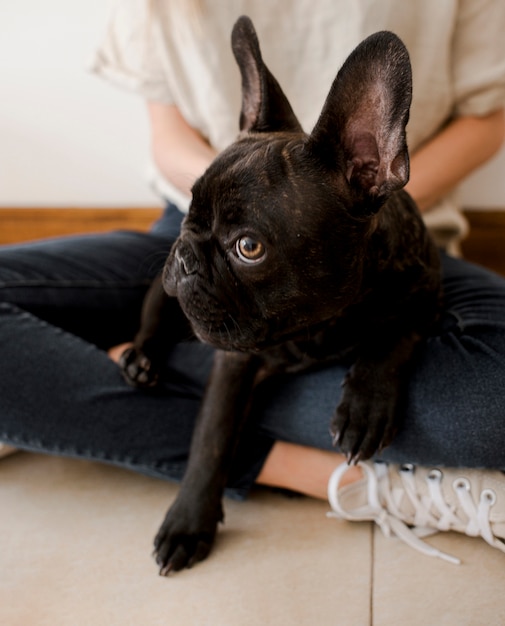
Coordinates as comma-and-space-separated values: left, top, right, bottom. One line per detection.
239, 56, 262, 131
345, 131, 380, 187
350, 131, 380, 164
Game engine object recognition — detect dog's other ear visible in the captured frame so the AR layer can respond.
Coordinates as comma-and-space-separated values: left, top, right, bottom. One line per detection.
309, 31, 412, 210
231, 16, 302, 133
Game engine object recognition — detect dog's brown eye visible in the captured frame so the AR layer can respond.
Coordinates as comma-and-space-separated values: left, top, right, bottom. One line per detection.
236, 236, 266, 263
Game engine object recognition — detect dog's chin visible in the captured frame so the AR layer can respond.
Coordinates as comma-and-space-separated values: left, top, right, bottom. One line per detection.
178, 288, 343, 353
188, 320, 267, 353
176, 289, 272, 352
188, 314, 327, 354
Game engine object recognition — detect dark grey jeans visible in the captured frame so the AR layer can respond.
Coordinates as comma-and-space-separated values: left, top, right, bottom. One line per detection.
1, 204, 505, 499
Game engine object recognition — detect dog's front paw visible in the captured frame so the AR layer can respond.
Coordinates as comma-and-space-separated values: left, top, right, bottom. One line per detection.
118, 346, 160, 388
330, 374, 400, 463
153, 501, 223, 575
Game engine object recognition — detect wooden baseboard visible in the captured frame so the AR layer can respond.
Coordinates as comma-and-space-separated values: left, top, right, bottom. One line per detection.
1, 206, 504, 275
461, 209, 505, 276
0, 207, 164, 244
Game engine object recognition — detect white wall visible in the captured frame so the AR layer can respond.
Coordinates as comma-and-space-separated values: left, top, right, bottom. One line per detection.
0, 0, 156, 207
1, 1, 504, 208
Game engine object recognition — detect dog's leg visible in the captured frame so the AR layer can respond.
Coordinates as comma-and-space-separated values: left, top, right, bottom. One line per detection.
153, 349, 260, 574
331, 330, 422, 462
119, 275, 193, 388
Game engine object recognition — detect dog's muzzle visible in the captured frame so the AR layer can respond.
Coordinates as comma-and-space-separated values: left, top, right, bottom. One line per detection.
175, 240, 200, 277
163, 239, 200, 296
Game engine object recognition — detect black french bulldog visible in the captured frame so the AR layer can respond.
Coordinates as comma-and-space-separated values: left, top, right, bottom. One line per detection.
120, 16, 441, 574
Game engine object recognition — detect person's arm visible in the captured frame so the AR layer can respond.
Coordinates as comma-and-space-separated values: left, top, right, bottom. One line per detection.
405, 109, 505, 212
147, 101, 218, 198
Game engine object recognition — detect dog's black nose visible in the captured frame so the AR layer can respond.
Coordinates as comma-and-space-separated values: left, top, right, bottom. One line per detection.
176, 241, 200, 276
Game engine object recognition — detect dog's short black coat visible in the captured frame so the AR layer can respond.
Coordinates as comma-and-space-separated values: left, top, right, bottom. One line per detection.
119, 16, 441, 574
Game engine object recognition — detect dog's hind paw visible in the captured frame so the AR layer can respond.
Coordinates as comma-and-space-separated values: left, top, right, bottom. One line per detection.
118, 346, 160, 388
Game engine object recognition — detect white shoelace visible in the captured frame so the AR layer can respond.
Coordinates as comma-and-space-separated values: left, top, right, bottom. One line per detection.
327, 462, 502, 564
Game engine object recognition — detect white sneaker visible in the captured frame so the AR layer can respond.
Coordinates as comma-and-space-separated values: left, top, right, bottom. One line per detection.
0, 443, 18, 459
327, 461, 505, 564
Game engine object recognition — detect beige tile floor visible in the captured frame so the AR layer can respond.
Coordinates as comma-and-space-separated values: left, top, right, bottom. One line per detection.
1, 452, 504, 626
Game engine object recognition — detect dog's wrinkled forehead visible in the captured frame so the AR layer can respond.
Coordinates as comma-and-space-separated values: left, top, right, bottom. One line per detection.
189, 132, 309, 229
225, 134, 308, 189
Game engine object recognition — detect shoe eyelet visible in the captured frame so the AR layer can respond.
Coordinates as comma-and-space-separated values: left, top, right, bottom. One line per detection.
428, 469, 442, 481
482, 489, 497, 505
400, 463, 415, 474
453, 477, 470, 491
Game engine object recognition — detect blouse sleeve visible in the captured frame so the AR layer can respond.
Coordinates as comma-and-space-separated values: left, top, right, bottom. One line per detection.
89, 0, 173, 103
452, 0, 505, 117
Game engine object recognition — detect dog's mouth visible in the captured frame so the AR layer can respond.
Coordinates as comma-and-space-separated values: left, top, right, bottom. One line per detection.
182, 300, 270, 352
184, 299, 346, 355
171, 282, 268, 352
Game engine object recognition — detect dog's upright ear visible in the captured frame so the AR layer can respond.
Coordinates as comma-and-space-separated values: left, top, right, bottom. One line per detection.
231, 16, 302, 134
309, 31, 412, 210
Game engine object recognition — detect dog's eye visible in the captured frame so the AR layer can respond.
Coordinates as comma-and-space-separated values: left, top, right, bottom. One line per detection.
236, 236, 266, 263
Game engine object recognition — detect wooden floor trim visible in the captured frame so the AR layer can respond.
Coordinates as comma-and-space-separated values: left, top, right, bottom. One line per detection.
461, 209, 505, 276
0, 207, 164, 244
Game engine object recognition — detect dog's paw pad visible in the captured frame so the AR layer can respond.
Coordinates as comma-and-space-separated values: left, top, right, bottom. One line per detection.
118, 347, 160, 388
